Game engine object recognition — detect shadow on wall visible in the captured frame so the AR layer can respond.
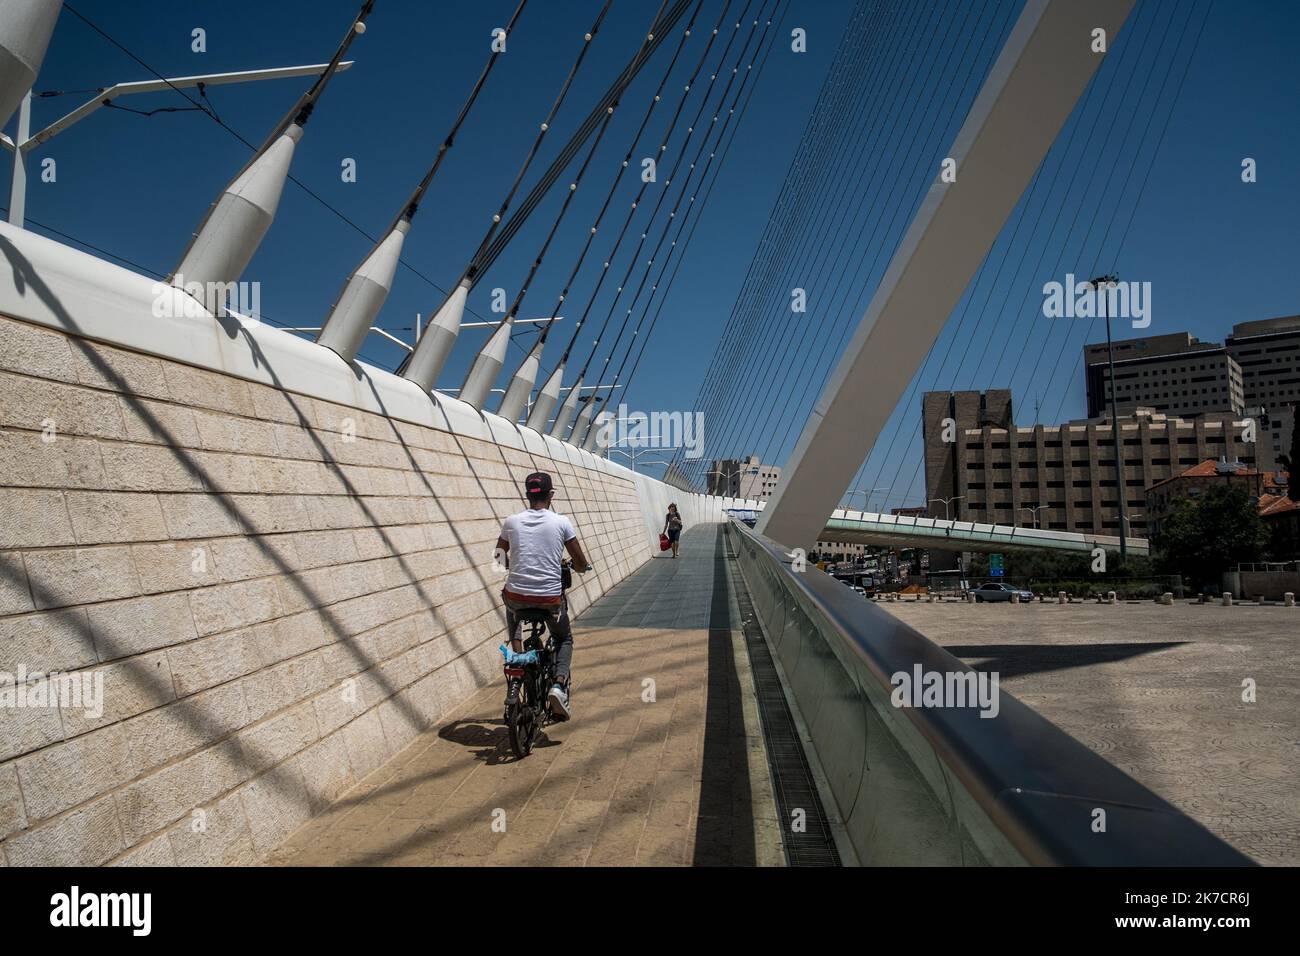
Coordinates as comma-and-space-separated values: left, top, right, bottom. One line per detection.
0, 232, 629, 863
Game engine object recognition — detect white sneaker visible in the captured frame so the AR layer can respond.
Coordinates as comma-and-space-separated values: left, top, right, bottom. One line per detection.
548, 683, 570, 720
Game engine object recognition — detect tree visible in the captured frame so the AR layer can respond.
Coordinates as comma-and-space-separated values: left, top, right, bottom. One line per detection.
1153, 484, 1268, 587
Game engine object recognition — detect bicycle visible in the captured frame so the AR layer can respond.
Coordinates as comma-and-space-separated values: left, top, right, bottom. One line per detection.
500, 561, 589, 759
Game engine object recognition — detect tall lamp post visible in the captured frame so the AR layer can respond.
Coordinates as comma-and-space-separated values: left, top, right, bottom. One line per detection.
1020, 503, 1048, 529
847, 486, 887, 513
1090, 274, 1128, 565
928, 495, 965, 520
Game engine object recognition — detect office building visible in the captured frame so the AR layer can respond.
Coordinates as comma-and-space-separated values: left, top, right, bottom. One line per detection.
1084, 316, 1299, 469
923, 390, 1258, 537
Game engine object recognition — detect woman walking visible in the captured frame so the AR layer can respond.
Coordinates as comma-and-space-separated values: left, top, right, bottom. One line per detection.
663, 503, 684, 558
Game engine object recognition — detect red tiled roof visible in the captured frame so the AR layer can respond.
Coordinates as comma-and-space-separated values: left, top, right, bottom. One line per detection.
1148, 459, 1261, 491
1258, 494, 1300, 517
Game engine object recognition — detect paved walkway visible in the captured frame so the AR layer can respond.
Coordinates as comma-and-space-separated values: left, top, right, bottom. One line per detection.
267, 525, 784, 866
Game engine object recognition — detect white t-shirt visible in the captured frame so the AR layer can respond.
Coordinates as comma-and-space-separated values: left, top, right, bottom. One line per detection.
500, 507, 577, 597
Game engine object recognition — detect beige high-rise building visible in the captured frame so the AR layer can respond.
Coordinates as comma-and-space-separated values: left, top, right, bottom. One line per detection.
923, 390, 1258, 537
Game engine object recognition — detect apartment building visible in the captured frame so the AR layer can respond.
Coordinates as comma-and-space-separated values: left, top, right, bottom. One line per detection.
923, 390, 1257, 537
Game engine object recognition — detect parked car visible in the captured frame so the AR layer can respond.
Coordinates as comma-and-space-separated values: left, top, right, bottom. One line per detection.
971, 582, 1033, 603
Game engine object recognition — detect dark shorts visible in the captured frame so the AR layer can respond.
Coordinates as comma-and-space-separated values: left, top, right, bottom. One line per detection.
667, 528, 681, 542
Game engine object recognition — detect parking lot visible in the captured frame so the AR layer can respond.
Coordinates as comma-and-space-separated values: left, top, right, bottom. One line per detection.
879, 600, 1300, 865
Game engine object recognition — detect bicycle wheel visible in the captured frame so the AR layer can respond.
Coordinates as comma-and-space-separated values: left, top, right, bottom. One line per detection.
508, 677, 537, 759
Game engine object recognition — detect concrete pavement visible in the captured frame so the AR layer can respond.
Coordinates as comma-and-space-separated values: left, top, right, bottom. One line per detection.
880, 600, 1300, 865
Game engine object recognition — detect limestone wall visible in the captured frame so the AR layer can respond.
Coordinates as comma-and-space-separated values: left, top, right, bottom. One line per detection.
0, 225, 743, 866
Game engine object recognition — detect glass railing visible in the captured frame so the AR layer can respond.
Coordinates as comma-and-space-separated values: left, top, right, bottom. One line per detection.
727, 519, 1252, 866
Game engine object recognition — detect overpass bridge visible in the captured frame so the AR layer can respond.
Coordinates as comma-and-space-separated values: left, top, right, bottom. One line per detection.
730, 505, 1150, 557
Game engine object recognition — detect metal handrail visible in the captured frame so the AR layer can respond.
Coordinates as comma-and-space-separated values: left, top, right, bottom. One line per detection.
728, 518, 1252, 866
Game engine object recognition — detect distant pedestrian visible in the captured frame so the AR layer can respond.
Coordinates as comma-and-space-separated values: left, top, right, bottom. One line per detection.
663, 503, 684, 558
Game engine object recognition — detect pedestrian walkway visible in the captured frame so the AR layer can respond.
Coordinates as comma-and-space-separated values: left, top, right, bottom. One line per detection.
266, 525, 785, 866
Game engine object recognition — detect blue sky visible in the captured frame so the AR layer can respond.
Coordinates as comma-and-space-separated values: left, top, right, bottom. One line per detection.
9, 1, 1300, 505
12, 0, 848, 397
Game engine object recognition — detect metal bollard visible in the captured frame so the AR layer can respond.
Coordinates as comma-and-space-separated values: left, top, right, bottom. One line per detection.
1011, 592, 1020, 604
1058, 591, 1067, 604
1285, 592, 1295, 607
1107, 591, 1117, 605
1222, 592, 1232, 607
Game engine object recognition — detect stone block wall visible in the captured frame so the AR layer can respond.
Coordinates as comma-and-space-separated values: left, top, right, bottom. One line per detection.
0, 312, 710, 866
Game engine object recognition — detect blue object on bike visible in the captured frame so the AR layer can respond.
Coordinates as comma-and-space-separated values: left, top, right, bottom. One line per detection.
499, 644, 538, 666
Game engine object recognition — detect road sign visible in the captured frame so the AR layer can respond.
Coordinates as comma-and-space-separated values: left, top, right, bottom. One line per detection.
989, 553, 1005, 577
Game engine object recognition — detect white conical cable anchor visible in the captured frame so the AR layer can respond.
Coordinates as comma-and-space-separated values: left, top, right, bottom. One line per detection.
549, 373, 583, 439
403, 278, 469, 391
497, 336, 543, 423
569, 395, 597, 448
583, 407, 610, 453
173, 124, 302, 305
526, 362, 565, 432
0, 0, 61, 131
460, 314, 513, 409
317, 219, 409, 363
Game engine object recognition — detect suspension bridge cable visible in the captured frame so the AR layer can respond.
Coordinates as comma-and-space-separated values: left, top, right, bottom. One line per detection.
590, 1, 787, 441
475, 0, 699, 278
683, 0, 891, 455
385, 0, 529, 235
668, 0, 894, 481
526, 0, 705, 351
877, 0, 1194, 514
492, 1, 674, 337
692, 0, 953, 482
870, 4, 1158, 514
683, 0, 929, 484
749, 0, 1002, 473
768, 0, 1022, 502
564, 0, 753, 390
618, 0, 787, 423
575, 0, 770, 433
1039, 0, 1212, 428
550, 0, 738, 371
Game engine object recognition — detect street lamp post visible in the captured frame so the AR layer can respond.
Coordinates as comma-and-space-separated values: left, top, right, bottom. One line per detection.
1090, 274, 1128, 565
847, 486, 886, 513
928, 495, 965, 520
1020, 503, 1048, 529
608, 446, 680, 474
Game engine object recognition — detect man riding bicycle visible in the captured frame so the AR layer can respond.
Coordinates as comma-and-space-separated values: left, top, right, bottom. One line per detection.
496, 471, 590, 720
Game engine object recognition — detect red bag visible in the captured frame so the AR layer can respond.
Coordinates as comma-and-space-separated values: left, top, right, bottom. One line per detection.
659, 533, 671, 551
